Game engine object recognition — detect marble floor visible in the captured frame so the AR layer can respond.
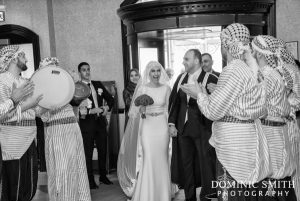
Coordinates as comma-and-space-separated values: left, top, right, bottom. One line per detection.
31, 172, 204, 201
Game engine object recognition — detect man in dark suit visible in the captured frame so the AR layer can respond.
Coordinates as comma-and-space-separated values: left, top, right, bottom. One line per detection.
168, 49, 218, 201
78, 62, 114, 189
202, 53, 220, 77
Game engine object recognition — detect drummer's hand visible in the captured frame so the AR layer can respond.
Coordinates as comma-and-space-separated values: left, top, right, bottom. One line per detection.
100, 106, 109, 116
21, 94, 43, 111
11, 81, 35, 105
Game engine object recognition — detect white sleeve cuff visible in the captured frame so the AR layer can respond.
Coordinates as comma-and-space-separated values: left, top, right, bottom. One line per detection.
197, 92, 207, 105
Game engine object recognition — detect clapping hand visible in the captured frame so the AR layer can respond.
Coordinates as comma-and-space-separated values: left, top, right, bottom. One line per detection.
207, 83, 217, 93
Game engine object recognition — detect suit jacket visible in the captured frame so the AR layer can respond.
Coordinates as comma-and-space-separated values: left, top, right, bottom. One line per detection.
79, 80, 114, 132
168, 70, 218, 138
212, 70, 220, 77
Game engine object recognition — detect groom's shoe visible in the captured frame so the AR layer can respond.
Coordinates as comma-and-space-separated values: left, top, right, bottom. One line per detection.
99, 175, 113, 185
89, 181, 99, 189
185, 198, 196, 201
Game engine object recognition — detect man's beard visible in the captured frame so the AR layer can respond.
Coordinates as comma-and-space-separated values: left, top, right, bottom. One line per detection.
221, 46, 227, 62
17, 59, 28, 71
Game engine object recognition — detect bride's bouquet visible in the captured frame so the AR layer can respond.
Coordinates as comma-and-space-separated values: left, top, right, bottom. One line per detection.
134, 94, 154, 119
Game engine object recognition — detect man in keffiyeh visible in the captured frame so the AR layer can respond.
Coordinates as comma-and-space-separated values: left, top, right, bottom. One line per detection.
275, 38, 300, 201
0, 45, 43, 201
37, 57, 91, 201
181, 23, 268, 201
251, 35, 297, 200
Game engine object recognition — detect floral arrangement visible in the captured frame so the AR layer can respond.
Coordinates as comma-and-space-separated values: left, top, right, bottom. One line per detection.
134, 94, 154, 119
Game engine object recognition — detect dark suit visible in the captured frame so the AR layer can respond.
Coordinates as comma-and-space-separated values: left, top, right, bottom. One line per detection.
169, 70, 218, 201
212, 70, 220, 77
79, 80, 114, 183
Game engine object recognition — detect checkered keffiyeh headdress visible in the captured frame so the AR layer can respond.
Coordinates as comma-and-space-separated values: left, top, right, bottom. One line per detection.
39, 57, 59, 68
220, 23, 250, 59
251, 35, 278, 69
252, 35, 293, 89
276, 39, 296, 66
0, 45, 21, 73
275, 38, 296, 90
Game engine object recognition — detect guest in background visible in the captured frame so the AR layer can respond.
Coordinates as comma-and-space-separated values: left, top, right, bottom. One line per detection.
78, 62, 114, 189
202, 53, 220, 93
165, 68, 175, 88
201, 53, 220, 77
123, 68, 140, 128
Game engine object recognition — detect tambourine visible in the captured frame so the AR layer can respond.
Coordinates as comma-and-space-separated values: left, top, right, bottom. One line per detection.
70, 81, 91, 106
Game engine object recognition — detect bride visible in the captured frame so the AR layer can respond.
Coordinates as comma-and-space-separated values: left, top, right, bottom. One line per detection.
118, 61, 172, 201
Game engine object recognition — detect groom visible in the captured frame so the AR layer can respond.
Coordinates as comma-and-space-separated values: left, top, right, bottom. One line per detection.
168, 49, 218, 201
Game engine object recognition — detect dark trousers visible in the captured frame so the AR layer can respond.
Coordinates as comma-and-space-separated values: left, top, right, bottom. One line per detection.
81, 124, 108, 183
1, 142, 38, 201
178, 134, 216, 201
216, 159, 297, 201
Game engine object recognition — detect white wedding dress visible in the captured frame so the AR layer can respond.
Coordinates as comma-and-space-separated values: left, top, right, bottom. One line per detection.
131, 85, 171, 201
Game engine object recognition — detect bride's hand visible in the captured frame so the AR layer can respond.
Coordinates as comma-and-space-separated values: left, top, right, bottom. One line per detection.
139, 106, 146, 114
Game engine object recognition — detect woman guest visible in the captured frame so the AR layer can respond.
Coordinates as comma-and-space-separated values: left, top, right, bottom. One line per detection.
38, 57, 91, 201
118, 61, 172, 201
123, 69, 140, 128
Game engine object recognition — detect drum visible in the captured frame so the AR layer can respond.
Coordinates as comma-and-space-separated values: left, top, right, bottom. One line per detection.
70, 81, 91, 106
25, 66, 75, 109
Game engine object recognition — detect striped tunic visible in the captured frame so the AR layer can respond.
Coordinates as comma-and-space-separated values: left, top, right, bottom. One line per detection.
0, 99, 14, 119
285, 63, 300, 113
41, 104, 91, 201
0, 71, 36, 160
197, 59, 269, 184
260, 65, 294, 179
284, 63, 300, 200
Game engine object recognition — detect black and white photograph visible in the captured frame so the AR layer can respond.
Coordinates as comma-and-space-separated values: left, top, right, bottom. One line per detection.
0, 0, 300, 201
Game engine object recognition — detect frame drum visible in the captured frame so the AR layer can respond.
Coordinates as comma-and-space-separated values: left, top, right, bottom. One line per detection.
70, 81, 91, 106
27, 66, 75, 109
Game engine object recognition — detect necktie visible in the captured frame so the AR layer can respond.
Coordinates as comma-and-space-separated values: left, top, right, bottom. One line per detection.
182, 74, 189, 123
